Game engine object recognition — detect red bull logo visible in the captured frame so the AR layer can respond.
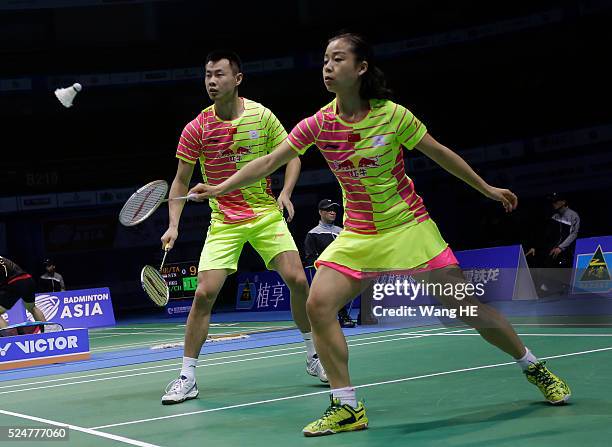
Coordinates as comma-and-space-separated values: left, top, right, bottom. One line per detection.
358, 156, 380, 168
219, 146, 252, 162
334, 159, 356, 172
235, 146, 251, 155
332, 155, 379, 178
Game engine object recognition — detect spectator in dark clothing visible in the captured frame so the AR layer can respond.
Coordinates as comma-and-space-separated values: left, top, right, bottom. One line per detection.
39, 259, 66, 292
304, 199, 354, 326
525, 193, 580, 295
304, 199, 343, 267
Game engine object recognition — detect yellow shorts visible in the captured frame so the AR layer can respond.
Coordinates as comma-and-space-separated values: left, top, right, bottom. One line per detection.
199, 210, 298, 274
315, 218, 450, 275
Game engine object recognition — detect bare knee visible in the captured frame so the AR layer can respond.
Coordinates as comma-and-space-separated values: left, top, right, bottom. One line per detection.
284, 271, 309, 294
306, 292, 336, 324
193, 287, 217, 314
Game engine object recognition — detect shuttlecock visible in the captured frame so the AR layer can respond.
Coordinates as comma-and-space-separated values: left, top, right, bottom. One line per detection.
54, 83, 82, 108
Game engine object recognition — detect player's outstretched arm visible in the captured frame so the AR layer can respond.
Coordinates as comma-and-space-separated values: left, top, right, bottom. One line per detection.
189, 141, 298, 200
415, 133, 518, 212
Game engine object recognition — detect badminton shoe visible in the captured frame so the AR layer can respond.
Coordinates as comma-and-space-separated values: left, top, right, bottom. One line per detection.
524, 361, 571, 404
303, 395, 368, 436
306, 354, 328, 383
161, 375, 199, 405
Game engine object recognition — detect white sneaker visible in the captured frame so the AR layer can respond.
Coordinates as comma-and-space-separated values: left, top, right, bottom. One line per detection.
306, 354, 328, 383
161, 375, 199, 405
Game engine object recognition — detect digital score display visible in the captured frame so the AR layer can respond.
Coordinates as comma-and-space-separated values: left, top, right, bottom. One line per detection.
161, 261, 198, 300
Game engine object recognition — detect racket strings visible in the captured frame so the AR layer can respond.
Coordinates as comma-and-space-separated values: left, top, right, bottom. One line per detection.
120, 181, 168, 226
126, 186, 166, 221
142, 266, 169, 306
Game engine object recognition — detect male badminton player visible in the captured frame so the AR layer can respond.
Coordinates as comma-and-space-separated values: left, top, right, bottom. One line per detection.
160, 50, 327, 405
0, 256, 48, 332
187, 35, 571, 435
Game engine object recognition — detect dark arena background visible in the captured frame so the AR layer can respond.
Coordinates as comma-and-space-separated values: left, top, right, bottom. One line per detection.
1, 1, 611, 446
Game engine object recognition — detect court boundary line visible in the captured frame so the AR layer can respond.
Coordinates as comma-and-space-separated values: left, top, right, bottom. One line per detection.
0, 408, 161, 447
0, 328, 472, 395
3, 327, 609, 392
90, 345, 612, 430
0, 326, 456, 390
91, 326, 297, 351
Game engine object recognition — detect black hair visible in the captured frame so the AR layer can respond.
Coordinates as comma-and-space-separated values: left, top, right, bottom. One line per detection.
328, 32, 393, 100
204, 50, 243, 75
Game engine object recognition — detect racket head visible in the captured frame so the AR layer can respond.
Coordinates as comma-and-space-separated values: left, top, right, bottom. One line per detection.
140, 265, 170, 307
119, 180, 169, 227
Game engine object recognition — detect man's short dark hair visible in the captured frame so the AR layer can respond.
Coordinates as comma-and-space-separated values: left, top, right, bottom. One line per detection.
205, 50, 242, 74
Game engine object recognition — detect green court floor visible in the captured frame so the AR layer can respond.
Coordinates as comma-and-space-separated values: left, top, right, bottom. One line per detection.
1, 322, 611, 446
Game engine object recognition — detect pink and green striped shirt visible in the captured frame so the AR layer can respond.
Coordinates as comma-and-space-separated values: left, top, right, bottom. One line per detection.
287, 98, 428, 235
177, 98, 287, 223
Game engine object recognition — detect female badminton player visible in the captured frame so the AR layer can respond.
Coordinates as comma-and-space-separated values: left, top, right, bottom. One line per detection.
187, 33, 571, 436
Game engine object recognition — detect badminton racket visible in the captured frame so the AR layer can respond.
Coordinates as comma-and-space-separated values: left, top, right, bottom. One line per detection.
119, 180, 196, 226
140, 245, 171, 307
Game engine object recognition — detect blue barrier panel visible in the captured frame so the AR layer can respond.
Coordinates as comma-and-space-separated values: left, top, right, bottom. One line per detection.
0, 328, 90, 371
34, 288, 116, 328
235, 271, 292, 312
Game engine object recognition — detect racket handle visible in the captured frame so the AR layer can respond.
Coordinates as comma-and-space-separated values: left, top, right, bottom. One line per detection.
163, 194, 196, 202
160, 245, 170, 270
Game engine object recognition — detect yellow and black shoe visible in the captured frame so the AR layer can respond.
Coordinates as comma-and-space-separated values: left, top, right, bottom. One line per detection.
524, 361, 571, 405
303, 395, 368, 437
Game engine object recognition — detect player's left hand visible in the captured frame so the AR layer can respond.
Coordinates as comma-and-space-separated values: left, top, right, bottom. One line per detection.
484, 186, 518, 212
550, 247, 563, 258
277, 192, 295, 222
188, 183, 221, 201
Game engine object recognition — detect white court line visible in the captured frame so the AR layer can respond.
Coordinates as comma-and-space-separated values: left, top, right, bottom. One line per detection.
414, 333, 612, 337
91, 345, 612, 430
90, 327, 175, 332
512, 323, 612, 326
91, 325, 468, 357
91, 332, 187, 338
0, 409, 161, 447
0, 328, 472, 395
91, 325, 290, 335
90, 329, 255, 339
91, 337, 185, 352
0, 326, 455, 390
91, 326, 296, 351
2, 328, 607, 392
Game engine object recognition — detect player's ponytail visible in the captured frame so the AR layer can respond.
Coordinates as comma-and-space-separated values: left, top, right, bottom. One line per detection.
328, 32, 393, 100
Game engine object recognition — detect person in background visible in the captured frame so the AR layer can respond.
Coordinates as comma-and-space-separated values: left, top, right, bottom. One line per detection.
525, 192, 580, 295
39, 259, 66, 292
304, 200, 354, 327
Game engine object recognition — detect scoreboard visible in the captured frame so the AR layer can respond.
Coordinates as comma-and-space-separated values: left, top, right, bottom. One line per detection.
161, 261, 198, 300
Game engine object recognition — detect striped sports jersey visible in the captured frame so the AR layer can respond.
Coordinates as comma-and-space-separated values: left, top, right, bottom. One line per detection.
176, 98, 287, 223
287, 98, 428, 235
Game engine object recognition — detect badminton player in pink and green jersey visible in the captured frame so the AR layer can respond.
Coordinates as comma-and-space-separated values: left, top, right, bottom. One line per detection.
160, 50, 327, 406
188, 35, 571, 435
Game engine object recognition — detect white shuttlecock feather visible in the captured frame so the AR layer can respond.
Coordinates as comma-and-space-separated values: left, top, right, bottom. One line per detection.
54, 83, 82, 108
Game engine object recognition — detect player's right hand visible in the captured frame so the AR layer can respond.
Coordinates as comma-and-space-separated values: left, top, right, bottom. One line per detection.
188, 183, 221, 201
161, 227, 178, 250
